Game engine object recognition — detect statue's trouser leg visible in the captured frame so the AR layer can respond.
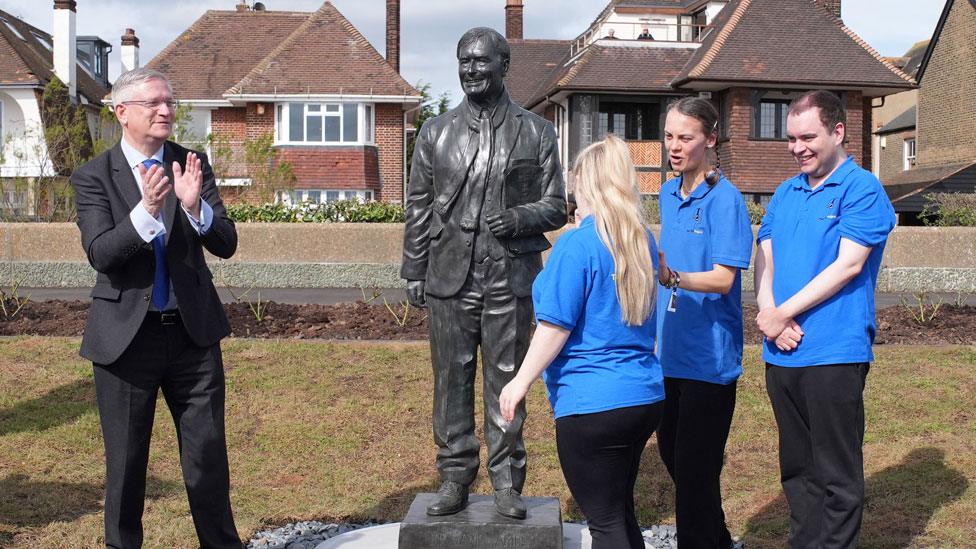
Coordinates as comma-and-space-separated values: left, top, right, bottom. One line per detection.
480, 256, 530, 492
428, 275, 483, 487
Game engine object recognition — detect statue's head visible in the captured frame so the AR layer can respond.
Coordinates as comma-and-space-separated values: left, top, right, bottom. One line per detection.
456, 27, 510, 104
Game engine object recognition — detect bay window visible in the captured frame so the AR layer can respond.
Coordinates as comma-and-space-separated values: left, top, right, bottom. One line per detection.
276, 102, 375, 145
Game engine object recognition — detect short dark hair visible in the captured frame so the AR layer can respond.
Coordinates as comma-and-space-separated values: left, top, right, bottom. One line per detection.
667, 96, 719, 137
456, 27, 510, 62
788, 90, 846, 131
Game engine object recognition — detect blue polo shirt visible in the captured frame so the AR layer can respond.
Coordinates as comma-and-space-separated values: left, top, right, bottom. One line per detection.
533, 216, 665, 419
656, 175, 754, 385
757, 156, 895, 367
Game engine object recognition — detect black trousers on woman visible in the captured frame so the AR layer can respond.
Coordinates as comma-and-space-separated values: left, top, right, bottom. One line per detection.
556, 403, 663, 549
657, 376, 737, 549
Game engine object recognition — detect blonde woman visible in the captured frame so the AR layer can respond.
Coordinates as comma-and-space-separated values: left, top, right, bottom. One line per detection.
499, 135, 664, 549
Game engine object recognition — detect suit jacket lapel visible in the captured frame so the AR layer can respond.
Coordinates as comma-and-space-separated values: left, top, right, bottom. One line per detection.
162, 142, 178, 244
110, 143, 142, 211
494, 99, 523, 176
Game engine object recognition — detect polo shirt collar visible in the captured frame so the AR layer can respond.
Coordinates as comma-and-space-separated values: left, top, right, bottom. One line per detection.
120, 136, 164, 171
671, 174, 717, 201
793, 155, 856, 191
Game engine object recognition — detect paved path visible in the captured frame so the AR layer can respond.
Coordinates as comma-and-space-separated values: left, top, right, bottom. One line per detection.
20, 288, 974, 308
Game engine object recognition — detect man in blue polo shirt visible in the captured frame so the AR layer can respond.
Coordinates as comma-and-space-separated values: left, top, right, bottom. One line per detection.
754, 90, 895, 549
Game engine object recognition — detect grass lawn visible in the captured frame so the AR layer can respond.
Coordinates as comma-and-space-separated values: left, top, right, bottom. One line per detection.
0, 338, 973, 548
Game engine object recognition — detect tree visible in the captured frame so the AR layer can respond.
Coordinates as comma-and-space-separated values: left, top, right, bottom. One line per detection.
406, 81, 451, 177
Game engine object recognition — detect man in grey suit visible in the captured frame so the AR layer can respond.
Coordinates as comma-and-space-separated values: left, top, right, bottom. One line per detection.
71, 67, 241, 548
401, 27, 566, 519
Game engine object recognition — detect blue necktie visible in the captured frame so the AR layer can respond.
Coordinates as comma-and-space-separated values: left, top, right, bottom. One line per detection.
142, 159, 169, 310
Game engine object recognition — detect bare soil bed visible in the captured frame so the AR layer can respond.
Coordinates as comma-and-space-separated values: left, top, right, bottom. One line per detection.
0, 299, 972, 344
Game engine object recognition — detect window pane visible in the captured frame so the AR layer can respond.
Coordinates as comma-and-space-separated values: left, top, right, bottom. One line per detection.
364, 105, 374, 143
289, 103, 304, 141
307, 115, 323, 142
598, 112, 609, 139
779, 103, 790, 135
325, 104, 340, 113
308, 104, 321, 112
276, 105, 283, 140
343, 104, 359, 142
759, 102, 777, 139
325, 116, 340, 142
326, 191, 340, 202
308, 190, 321, 203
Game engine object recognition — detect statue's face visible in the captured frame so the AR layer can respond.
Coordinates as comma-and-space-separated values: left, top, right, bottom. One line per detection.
457, 37, 508, 102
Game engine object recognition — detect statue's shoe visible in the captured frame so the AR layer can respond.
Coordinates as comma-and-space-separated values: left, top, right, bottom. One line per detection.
494, 488, 527, 519
425, 481, 469, 516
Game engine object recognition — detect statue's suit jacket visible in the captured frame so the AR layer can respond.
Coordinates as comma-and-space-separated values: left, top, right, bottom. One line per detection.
71, 140, 237, 365
401, 95, 566, 297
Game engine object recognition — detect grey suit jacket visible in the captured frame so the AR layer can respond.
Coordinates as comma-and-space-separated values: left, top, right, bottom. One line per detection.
400, 93, 567, 298
71, 140, 237, 365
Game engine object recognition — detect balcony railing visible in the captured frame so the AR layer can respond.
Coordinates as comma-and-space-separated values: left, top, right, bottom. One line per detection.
570, 22, 713, 58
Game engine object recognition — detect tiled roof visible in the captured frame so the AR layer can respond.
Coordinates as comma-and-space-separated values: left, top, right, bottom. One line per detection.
876, 105, 916, 135
557, 43, 692, 93
506, 40, 571, 106
509, 41, 693, 108
673, 0, 916, 91
0, 8, 110, 104
900, 40, 930, 78
884, 161, 976, 203
147, 10, 306, 100
147, 2, 419, 100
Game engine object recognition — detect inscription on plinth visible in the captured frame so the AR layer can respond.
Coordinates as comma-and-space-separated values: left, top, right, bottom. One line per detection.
397, 493, 563, 549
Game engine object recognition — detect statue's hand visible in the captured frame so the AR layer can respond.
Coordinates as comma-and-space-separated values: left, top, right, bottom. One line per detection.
486, 210, 519, 238
406, 280, 426, 308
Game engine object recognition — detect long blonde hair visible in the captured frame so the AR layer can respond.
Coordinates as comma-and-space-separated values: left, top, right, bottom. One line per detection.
573, 134, 656, 326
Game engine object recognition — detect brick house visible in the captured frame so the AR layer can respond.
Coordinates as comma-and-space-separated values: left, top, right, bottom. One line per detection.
144, 1, 421, 204
871, 39, 926, 179
0, 1, 112, 216
504, 0, 915, 202
881, 0, 976, 221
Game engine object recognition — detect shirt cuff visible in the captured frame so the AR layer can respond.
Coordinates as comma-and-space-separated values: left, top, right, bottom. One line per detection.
183, 199, 213, 235
129, 203, 166, 242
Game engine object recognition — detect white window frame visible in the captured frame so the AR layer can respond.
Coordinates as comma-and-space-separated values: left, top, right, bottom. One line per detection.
903, 138, 916, 170
280, 189, 375, 205
274, 102, 375, 146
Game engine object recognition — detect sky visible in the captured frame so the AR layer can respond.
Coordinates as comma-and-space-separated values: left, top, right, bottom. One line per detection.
0, 0, 946, 105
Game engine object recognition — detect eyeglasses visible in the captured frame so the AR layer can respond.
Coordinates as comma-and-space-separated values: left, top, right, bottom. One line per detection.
121, 100, 178, 110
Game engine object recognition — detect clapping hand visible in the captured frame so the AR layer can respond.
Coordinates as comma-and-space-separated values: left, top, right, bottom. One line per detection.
138, 162, 171, 218
173, 152, 203, 219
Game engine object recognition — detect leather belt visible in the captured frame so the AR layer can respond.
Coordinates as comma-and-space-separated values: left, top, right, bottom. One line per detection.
146, 310, 180, 326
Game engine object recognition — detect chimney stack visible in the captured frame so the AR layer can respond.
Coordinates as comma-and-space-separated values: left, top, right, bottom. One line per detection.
386, 0, 400, 73
53, 0, 77, 99
816, 0, 841, 19
506, 0, 524, 40
121, 28, 140, 73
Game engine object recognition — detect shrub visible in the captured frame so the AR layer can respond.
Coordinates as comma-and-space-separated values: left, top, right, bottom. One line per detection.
226, 200, 405, 223
919, 193, 976, 227
641, 196, 661, 225
746, 201, 766, 225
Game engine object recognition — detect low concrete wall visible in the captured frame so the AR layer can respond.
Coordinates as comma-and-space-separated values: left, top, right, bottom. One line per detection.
1, 223, 974, 292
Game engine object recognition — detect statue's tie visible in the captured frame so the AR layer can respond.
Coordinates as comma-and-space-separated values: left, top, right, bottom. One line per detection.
141, 159, 170, 310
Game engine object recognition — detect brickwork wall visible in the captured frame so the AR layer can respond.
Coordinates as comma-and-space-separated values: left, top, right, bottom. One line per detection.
879, 130, 913, 183
210, 107, 247, 177
209, 103, 407, 201
375, 103, 405, 203
917, 0, 976, 167
277, 147, 379, 189
719, 88, 869, 195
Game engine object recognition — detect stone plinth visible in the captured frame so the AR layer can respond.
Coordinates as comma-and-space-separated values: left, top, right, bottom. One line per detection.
397, 493, 563, 549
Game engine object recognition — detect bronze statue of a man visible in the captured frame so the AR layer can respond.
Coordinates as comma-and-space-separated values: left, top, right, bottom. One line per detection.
400, 27, 566, 519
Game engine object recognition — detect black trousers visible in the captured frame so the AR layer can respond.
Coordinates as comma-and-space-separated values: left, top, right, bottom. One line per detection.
93, 312, 240, 549
426, 255, 532, 490
765, 363, 870, 549
556, 403, 663, 549
657, 377, 736, 549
